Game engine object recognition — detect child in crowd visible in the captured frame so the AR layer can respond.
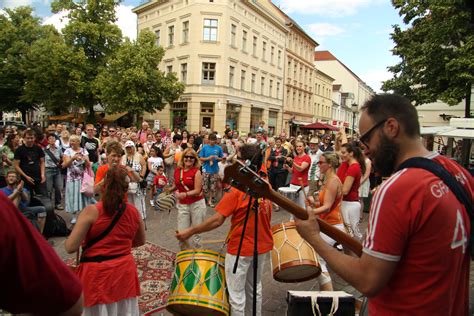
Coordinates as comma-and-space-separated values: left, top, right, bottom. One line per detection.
151, 166, 168, 206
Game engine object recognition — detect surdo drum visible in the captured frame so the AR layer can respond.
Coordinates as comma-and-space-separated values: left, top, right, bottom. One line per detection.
271, 221, 321, 283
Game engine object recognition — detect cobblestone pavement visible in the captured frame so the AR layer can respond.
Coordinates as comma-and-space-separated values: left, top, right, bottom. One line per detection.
52, 201, 474, 316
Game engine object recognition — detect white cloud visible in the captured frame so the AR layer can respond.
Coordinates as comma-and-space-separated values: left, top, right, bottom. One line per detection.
306, 23, 345, 37
1, 0, 33, 8
42, 4, 137, 41
360, 69, 393, 92
277, 0, 375, 18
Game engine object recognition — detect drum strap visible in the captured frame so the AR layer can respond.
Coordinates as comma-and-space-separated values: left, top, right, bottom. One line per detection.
311, 294, 340, 316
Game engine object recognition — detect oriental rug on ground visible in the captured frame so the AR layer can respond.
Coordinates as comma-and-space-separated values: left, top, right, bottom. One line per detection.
65, 242, 176, 316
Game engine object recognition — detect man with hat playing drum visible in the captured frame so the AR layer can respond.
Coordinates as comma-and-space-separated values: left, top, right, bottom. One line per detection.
176, 143, 272, 316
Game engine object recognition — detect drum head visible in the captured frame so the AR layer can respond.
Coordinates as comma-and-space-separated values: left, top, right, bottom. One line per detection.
274, 264, 321, 283
167, 304, 227, 316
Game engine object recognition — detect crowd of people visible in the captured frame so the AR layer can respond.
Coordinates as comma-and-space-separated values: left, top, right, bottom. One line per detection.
0, 93, 472, 316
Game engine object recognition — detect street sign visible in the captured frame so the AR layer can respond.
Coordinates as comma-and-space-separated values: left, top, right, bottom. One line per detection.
154, 119, 160, 130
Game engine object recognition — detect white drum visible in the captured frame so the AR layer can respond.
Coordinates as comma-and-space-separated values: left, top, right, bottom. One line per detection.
278, 187, 299, 213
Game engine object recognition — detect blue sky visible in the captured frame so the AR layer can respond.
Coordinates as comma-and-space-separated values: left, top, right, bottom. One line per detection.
1, 0, 404, 92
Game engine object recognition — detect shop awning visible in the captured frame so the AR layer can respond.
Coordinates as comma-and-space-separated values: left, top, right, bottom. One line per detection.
291, 120, 312, 126
301, 122, 339, 131
437, 128, 474, 139
420, 126, 454, 135
49, 113, 75, 121
101, 112, 128, 123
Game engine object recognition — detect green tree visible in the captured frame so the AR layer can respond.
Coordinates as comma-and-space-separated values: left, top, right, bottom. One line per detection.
383, 0, 474, 114
21, 28, 88, 115
51, 0, 123, 122
0, 6, 46, 122
96, 30, 185, 116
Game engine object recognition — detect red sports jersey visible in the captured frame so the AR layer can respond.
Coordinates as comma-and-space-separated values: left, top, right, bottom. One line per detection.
364, 154, 472, 315
337, 161, 361, 201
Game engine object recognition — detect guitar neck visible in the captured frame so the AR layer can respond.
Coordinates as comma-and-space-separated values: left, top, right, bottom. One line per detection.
269, 190, 363, 257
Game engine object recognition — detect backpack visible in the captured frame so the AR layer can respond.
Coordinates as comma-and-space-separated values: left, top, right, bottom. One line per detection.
43, 212, 71, 238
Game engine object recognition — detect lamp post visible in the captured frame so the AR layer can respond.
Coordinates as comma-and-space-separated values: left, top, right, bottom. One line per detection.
351, 103, 358, 137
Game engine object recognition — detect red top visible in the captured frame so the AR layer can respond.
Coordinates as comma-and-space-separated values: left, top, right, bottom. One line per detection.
0, 193, 82, 314
364, 154, 472, 316
215, 188, 273, 256
337, 161, 361, 201
173, 167, 204, 205
78, 202, 141, 307
290, 154, 311, 186
153, 174, 168, 189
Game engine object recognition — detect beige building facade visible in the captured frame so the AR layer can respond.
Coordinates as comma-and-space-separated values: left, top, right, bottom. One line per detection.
313, 69, 334, 123
314, 50, 374, 132
133, 0, 287, 135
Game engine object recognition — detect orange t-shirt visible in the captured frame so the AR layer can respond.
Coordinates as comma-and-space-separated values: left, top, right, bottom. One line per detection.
95, 164, 128, 202
215, 188, 273, 256
318, 185, 343, 225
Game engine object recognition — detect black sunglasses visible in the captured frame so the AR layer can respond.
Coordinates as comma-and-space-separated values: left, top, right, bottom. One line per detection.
360, 119, 387, 149
183, 155, 195, 160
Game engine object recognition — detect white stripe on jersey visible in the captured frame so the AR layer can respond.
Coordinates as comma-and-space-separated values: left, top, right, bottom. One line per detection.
365, 169, 407, 250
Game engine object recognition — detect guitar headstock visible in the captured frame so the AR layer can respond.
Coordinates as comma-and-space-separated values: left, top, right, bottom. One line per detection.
223, 160, 272, 199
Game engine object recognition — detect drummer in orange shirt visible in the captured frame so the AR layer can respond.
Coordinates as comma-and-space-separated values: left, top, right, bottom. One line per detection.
306, 152, 346, 291
176, 143, 272, 316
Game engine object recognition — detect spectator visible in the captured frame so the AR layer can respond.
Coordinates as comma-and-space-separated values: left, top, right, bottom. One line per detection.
0, 133, 20, 188
146, 146, 163, 206
137, 121, 149, 144
163, 134, 183, 184
151, 165, 167, 205
81, 124, 100, 172
65, 167, 145, 315
13, 128, 47, 197
62, 135, 94, 225
121, 141, 147, 220
199, 133, 223, 207
268, 137, 289, 191
44, 133, 64, 210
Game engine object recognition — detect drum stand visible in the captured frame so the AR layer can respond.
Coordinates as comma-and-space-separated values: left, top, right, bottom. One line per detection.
233, 194, 260, 316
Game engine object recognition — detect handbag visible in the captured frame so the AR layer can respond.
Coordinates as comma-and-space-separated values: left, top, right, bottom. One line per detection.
80, 164, 94, 197
70, 203, 127, 273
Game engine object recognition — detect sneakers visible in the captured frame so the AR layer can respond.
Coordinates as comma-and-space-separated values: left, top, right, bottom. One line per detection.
150, 200, 155, 207
71, 216, 77, 225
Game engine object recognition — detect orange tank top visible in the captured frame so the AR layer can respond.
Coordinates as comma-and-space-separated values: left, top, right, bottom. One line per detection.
318, 181, 343, 225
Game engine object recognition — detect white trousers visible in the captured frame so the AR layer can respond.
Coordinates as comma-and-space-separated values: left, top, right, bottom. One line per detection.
289, 184, 309, 221
319, 223, 345, 273
177, 199, 207, 250
225, 252, 269, 316
341, 201, 362, 240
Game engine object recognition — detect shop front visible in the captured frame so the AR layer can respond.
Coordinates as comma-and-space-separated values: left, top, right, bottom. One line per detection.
171, 102, 188, 130
226, 103, 241, 131
250, 107, 263, 133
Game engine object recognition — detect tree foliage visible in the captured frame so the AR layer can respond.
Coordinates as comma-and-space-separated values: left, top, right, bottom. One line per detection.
383, 0, 474, 109
96, 30, 185, 115
0, 7, 46, 120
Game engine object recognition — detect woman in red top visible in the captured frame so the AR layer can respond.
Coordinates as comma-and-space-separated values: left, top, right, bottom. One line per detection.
65, 167, 146, 315
337, 142, 365, 240
307, 152, 344, 291
285, 140, 311, 212
167, 148, 206, 250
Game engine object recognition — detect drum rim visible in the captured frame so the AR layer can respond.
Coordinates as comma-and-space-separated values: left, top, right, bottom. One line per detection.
278, 187, 298, 193
271, 221, 297, 232
272, 261, 322, 283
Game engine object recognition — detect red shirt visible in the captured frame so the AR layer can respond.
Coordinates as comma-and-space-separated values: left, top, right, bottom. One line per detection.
0, 193, 82, 314
173, 167, 204, 205
215, 188, 273, 256
290, 154, 311, 186
337, 161, 361, 201
78, 202, 141, 307
153, 174, 168, 189
364, 154, 472, 315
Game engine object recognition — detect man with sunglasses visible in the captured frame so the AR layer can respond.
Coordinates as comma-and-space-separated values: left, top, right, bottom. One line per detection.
296, 94, 472, 315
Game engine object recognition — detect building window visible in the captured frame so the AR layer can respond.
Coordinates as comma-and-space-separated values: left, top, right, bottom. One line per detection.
229, 66, 235, 87
278, 50, 282, 67
242, 30, 247, 52
203, 19, 218, 42
231, 24, 236, 47
251, 73, 256, 93
253, 36, 257, 56
270, 46, 274, 64
168, 25, 174, 46
202, 62, 216, 85
155, 29, 160, 46
167, 65, 173, 74
262, 41, 266, 61
261, 76, 265, 95
182, 21, 189, 43
181, 63, 187, 83
269, 79, 273, 97
241, 70, 246, 91
276, 81, 280, 99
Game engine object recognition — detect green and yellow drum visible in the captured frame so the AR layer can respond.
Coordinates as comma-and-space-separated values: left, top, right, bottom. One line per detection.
166, 249, 229, 316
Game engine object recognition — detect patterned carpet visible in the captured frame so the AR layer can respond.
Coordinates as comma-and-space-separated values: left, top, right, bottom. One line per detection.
65, 242, 176, 315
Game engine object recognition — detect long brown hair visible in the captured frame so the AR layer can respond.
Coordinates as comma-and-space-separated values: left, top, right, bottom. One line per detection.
103, 167, 129, 216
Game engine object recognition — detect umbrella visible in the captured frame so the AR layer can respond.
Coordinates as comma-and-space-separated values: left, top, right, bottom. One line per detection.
300, 122, 339, 131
